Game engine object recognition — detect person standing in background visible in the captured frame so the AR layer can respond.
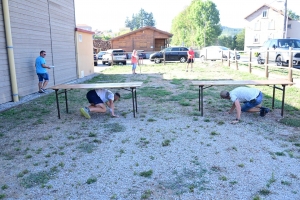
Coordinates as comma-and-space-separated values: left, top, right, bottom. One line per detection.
186, 47, 195, 72
35, 50, 50, 93
131, 49, 138, 74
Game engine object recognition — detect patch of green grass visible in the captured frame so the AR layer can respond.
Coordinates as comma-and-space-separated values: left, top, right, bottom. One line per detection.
279, 118, 300, 127
170, 78, 185, 85
141, 190, 152, 199
179, 100, 190, 106
1, 185, 8, 190
137, 138, 150, 147
281, 180, 291, 186
147, 118, 156, 122
219, 176, 227, 181
238, 164, 244, 168
258, 188, 271, 196
275, 152, 285, 156
293, 143, 300, 147
210, 131, 219, 136
204, 118, 210, 122
88, 132, 97, 137
86, 177, 97, 184
17, 169, 29, 178
162, 139, 171, 147
104, 123, 126, 132
140, 87, 172, 98
0, 133, 4, 138
25, 155, 32, 159
20, 167, 58, 188
78, 143, 96, 153
139, 170, 153, 178
0, 194, 6, 199
266, 173, 276, 188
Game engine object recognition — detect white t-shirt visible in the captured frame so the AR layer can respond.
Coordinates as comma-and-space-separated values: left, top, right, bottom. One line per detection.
230, 87, 260, 103
95, 89, 114, 103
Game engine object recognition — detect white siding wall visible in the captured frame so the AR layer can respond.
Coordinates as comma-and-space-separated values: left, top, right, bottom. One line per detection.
0, 0, 76, 103
0, 1, 13, 104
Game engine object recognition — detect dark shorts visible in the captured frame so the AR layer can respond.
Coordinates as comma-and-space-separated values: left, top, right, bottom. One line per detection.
86, 90, 104, 105
187, 58, 194, 63
37, 73, 49, 82
241, 92, 263, 112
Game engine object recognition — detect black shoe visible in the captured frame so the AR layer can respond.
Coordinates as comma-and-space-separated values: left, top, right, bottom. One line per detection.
260, 107, 270, 117
38, 90, 45, 93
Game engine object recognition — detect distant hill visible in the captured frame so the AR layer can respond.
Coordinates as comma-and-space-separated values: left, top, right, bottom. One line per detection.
221, 26, 243, 36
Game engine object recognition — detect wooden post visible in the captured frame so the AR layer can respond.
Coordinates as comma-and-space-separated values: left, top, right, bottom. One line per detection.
234, 49, 238, 70
163, 51, 165, 65
249, 48, 252, 73
227, 50, 230, 67
288, 47, 293, 82
221, 50, 223, 64
111, 53, 113, 67
265, 48, 269, 78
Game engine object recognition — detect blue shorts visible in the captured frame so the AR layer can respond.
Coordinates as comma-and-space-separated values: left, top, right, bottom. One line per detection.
132, 63, 137, 70
37, 73, 49, 82
86, 90, 104, 105
241, 92, 263, 112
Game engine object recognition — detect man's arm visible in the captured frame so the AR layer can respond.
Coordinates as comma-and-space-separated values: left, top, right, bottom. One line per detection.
42, 63, 50, 69
107, 99, 118, 117
233, 100, 241, 120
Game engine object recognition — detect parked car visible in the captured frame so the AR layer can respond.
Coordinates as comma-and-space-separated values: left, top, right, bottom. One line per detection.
94, 54, 97, 66
257, 38, 300, 66
149, 46, 189, 63
97, 51, 106, 60
102, 49, 127, 65
137, 50, 146, 59
200, 46, 240, 61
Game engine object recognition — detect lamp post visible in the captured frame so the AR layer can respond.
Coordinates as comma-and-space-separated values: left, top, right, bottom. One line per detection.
283, 0, 287, 38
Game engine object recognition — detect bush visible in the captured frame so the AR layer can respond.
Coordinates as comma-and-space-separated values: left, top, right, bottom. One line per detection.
254, 52, 259, 57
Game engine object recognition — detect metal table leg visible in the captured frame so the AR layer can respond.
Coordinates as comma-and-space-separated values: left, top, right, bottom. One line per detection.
131, 88, 135, 118
272, 85, 275, 109
200, 86, 204, 116
64, 89, 69, 113
55, 89, 61, 119
281, 85, 286, 117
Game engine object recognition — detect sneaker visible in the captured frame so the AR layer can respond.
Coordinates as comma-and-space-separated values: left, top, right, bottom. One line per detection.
41, 88, 46, 92
260, 107, 270, 117
38, 90, 45, 93
80, 107, 91, 119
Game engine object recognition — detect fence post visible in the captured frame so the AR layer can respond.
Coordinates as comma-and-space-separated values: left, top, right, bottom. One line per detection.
227, 50, 230, 67
163, 51, 165, 65
111, 53, 113, 67
234, 49, 238, 70
288, 47, 293, 82
265, 48, 269, 78
249, 49, 252, 73
221, 50, 223, 64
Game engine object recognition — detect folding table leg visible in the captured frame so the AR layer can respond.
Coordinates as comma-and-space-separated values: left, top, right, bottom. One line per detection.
55, 89, 61, 119
200, 86, 204, 116
131, 88, 135, 118
281, 85, 286, 117
64, 89, 68, 113
272, 85, 275, 109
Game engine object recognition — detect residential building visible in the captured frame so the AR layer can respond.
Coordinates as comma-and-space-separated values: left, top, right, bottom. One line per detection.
0, 0, 78, 104
244, 4, 299, 50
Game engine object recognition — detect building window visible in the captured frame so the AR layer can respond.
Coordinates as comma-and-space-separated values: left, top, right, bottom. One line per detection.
287, 24, 291, 29
268, 33, 274, 40
254, 21, 261, 31
78, 34, 82, 42
268, 20, 275, 30
254, 34, 260, 43
262, 10, 268, 18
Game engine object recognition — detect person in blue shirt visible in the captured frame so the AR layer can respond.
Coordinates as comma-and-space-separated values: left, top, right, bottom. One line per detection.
35, 50, 51, 93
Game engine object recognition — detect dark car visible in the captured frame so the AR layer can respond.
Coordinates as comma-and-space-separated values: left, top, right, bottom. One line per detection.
257, 38, 300, 66
200, 46, 240, 61
137, 50, 147, 59
149, 47, 188, 63
97, 51, 106, 60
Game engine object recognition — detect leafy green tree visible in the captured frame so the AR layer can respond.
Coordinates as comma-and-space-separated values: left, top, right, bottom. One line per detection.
125, 8, 155, 30
218, 35, 233, 49
235, 29, 245, 51
288, 10, 300, 20
170, 0, 222, 47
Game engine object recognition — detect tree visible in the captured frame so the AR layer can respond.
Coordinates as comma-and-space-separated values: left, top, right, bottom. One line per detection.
235, 29, 245, 51
170, 0, 222, 47
125, 8, 156, 30
288, 10, 300, 20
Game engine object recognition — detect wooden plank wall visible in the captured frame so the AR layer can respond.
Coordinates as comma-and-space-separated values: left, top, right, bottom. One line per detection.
0, 0, 76, 104
0, 1, 13, 104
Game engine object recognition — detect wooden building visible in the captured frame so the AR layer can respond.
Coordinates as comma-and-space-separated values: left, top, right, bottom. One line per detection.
0, 0, 77, 104
110, 26, 173, 53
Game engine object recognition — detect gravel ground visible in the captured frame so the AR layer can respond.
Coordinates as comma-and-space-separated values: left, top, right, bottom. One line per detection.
0, 63, 299, 200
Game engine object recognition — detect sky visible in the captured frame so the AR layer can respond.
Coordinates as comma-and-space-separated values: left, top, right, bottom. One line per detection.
74, 0, 300, 32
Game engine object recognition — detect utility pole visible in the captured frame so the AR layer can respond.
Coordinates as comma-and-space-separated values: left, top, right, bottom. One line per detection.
283, 0, 287, 38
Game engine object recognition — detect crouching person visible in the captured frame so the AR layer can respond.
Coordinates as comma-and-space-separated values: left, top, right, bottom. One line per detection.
220, 87, 270, 124
80, 89, 120, 119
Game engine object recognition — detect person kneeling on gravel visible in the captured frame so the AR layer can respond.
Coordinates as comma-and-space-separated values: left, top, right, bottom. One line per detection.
220, 87, 270, 124
80, 89, 120, 119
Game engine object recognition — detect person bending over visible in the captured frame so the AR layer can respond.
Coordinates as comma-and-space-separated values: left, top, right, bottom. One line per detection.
220, 87, 269, 124
80, 89, 120, 119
